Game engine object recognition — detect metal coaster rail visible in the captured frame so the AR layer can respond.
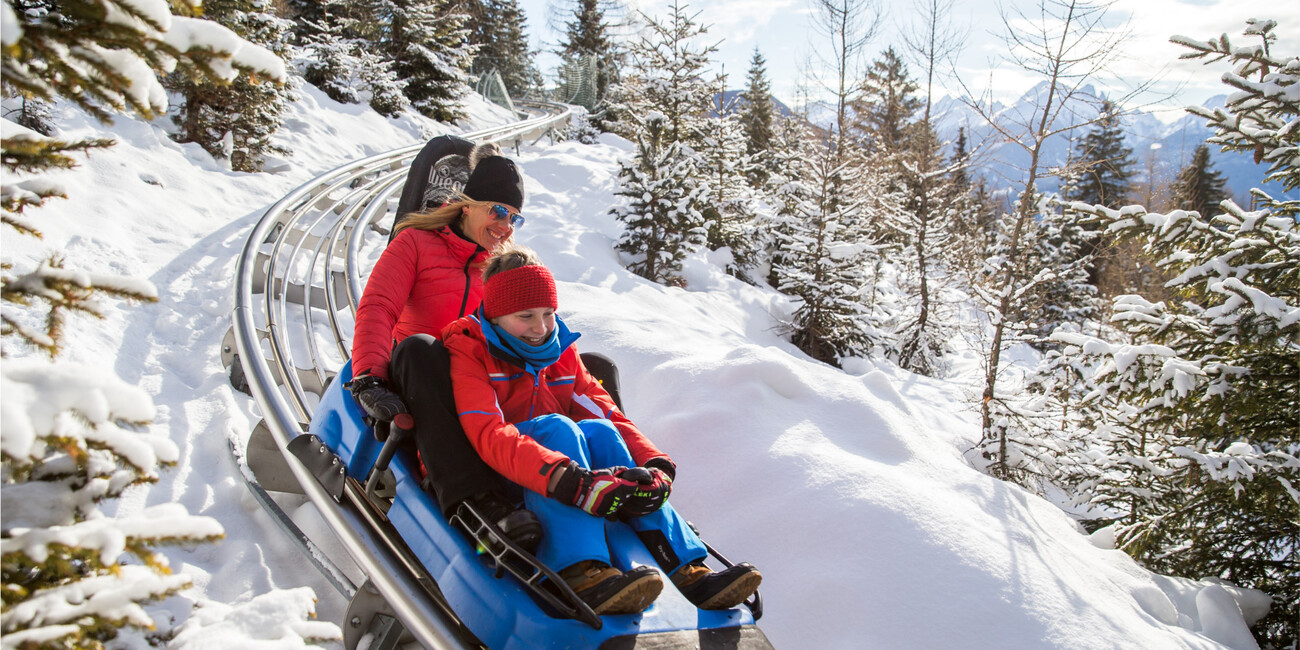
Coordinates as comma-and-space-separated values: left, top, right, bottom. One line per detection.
226, 100, 572, 650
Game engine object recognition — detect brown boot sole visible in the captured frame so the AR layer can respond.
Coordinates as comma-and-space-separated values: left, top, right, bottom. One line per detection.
694, 570, 763, 610
591, 572, 664, 615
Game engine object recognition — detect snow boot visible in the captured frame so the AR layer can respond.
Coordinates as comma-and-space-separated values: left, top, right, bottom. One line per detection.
463, 492, 542, 555
561, 561, 663, 615
671, 561, 762, 610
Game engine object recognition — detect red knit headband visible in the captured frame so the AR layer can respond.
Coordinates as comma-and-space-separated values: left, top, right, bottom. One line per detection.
482, 265, 558, 319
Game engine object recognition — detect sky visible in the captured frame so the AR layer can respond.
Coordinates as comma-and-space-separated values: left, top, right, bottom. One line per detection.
2, 80, 1275, 647
517, 0, 1300, 121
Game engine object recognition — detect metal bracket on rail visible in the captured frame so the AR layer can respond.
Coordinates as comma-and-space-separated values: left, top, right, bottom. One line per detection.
344, 579, 408, 650
288, 433, 348, 502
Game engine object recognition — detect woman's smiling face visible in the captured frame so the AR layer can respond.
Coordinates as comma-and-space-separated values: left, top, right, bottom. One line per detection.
461, 202, 518, 251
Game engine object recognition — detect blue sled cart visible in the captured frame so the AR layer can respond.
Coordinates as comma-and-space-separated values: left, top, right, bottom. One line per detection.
282, 360, 775, 650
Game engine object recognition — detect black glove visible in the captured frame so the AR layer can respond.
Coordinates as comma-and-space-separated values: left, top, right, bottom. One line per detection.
345, 373, 407, 425
549, 461, 649, 520
620, 458, 674, 519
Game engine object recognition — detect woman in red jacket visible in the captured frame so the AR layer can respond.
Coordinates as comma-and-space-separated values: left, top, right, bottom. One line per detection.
347, 147, 541, 550
441, 245, 762, 616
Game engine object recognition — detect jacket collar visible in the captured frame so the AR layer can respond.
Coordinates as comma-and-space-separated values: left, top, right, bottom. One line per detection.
473, 309, 581, 377
436, 225, 485, 263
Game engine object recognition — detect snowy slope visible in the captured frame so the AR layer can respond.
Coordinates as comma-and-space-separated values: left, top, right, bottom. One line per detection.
3, 84, 1269, 649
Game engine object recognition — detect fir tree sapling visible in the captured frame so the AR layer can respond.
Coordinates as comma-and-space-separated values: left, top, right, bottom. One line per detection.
610, 112, 706, 285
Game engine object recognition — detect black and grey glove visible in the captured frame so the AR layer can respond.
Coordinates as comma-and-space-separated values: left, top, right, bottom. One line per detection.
345, 373, 407, 425
619, 457, 675, 519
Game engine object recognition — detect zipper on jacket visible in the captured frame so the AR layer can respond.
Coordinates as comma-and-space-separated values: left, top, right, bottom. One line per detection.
528, 372, 541, 419
457, 251, 479, 317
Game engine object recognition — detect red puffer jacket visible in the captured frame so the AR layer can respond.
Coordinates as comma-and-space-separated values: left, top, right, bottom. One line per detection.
351, 226, 486, 380
441, 314, 669, 496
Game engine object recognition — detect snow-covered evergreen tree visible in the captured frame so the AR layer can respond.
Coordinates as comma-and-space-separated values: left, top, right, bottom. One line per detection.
1170, 144, 1229, 219
850, 47, 922, 156
696, 83, 766, 280
360, 0, 474, 121
738, 47, 776, 187
293, 0, 409, 116
0, 2, 298, 646
610, 113, 706, 285
169, 0, 295, 171
772, 136, 884, 366
763, 114, 814, 288
613, 0, 716, 146
1058, 19, 1299, 646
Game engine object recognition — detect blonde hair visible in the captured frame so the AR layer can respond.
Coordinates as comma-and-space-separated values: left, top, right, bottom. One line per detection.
393, 190, 500, 238
482, 243, 544, 282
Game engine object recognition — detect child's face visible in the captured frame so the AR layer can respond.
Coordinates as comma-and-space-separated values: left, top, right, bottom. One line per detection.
492, 307, 556, 345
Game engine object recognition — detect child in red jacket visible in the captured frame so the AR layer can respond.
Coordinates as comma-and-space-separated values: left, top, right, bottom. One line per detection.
440, 245, 762, 616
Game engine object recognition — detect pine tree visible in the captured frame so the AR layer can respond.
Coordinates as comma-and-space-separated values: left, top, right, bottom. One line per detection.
169, 0, 294, 172
850, 47, 922, 155
294, 0, 409, 116
556, 0, 622, 111
772, 134, 885, 365
466, 0, 541, 98
738, 48, 776, 166
1062, 19, 1299, 646
1064, 99, 1135, 286
610, 113, 706, 285
613, 0, 716, 146
696, 84, 765, 280
1, 2, 285, 645
1066, 100, 1135, 208
363, 0, 474, 121
1171, 144, 1229, 218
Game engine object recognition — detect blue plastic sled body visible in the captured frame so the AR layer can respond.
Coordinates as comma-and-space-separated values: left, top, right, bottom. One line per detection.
308, 361, 772, 650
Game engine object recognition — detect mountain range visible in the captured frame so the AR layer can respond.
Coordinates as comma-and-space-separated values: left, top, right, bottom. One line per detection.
731, 83, 1284, 206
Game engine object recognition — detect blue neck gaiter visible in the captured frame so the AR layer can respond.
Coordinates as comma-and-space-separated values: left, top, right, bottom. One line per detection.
480, 311, 581, 377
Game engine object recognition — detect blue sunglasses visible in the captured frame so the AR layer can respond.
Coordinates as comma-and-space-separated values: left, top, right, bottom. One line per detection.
490, 204, 525, 229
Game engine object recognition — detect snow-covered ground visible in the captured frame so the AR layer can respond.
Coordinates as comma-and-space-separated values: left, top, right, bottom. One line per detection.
1, 84, 1272, 649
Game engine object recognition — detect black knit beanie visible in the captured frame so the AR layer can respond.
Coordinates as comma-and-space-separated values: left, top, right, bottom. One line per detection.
462, 155, 525, 211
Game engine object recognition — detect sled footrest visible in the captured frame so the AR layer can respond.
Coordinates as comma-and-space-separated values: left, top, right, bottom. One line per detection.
451, 502, 604, 630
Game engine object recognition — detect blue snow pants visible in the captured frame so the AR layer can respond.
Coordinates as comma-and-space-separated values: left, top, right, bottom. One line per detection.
513, 414, 708, 575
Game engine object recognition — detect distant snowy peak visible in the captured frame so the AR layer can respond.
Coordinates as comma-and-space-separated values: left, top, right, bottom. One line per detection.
718, 86, 1272, 201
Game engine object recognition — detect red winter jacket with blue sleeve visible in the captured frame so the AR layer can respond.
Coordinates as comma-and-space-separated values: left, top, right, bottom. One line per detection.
351, 226, 487, 380
440, 314, 670, 496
